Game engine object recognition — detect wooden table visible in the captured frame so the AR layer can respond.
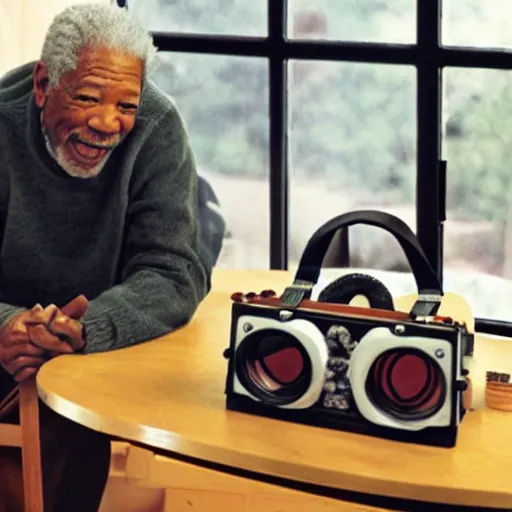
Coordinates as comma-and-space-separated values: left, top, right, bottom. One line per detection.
36, 269, 512, 511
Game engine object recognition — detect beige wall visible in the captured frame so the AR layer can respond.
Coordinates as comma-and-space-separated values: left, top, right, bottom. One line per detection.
0, 0, 111, 77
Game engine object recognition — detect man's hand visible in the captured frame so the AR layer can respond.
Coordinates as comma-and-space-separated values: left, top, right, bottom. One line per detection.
29, 295, 89, 355
0, 304, 73, 382
0, 295, 89, 382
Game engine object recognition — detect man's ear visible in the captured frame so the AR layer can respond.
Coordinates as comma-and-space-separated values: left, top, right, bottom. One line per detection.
33, 61, 50, 108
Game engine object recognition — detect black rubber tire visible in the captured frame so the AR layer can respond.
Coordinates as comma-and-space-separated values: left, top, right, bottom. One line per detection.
317, 273, 394, 311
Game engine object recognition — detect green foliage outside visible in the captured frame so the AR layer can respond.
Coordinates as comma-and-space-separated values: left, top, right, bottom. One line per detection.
129, 0, 511, 223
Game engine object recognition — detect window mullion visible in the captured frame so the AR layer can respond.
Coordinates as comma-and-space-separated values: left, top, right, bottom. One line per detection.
416, 0, 443, 281
268, 0, 288, 270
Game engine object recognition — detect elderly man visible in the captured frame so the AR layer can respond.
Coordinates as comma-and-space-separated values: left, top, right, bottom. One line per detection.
0, 3, 210, 511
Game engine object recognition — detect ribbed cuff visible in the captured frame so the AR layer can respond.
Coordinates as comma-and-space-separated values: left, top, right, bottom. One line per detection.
81, 317, 115, 354
0, 305, 27, 329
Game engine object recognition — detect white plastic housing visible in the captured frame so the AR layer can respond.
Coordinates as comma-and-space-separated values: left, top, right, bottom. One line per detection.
232, 314, 329, 409
347, 326, 455, 431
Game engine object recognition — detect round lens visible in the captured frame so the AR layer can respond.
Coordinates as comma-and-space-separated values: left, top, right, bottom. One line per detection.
235, 329, 312, 405
366, 348, 446, 420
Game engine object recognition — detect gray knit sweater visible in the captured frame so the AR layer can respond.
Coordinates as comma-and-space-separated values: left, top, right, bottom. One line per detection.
0, 62, 210, 354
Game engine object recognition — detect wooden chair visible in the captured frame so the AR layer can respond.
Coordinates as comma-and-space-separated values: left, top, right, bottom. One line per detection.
0, 379, 44, 512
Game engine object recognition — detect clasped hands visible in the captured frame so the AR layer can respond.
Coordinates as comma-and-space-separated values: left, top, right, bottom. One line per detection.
0, 295, 88, 383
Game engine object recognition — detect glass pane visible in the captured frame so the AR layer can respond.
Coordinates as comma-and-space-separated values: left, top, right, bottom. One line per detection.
150, 53, 269, 268
128, 0, 267, 36
443, 1, 512, 49
443, 68, 512, 321
288, 0, 415, 44
289, 61, 418, 297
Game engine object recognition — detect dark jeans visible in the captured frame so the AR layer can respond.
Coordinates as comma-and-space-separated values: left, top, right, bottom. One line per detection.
0, 369, 111, 512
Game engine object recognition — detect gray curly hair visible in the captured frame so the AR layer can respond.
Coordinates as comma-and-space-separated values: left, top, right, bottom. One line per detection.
41, 3, 158, 88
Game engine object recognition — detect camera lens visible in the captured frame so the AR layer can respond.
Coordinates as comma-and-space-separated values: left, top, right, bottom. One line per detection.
365, 348, 446, 420
235, 329, 312, 405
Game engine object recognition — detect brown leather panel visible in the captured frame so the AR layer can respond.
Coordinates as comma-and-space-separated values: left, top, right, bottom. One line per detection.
237, 295, 451, 325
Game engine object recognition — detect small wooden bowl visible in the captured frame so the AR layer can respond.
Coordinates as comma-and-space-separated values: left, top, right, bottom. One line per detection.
486, 381, 512, 412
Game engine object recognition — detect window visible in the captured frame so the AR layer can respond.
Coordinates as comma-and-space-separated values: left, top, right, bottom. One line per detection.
132, 2, 512, 334
151, 51, 271, 268
288, 61, 417, 271
128, 0, 267, 36
443, 0, 512, 50
288, 0, 416, 44
442, 68, 512, 324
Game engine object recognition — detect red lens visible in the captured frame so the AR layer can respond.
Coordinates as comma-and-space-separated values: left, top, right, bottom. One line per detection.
243, 333, 308, 394
368, 349, 446, 418
263, 347, 304, 384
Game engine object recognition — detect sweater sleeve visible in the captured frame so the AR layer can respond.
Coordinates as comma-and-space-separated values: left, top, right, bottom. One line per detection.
0, 305, 26, 327
81, 106, 211, 353
0, 119, 27, 328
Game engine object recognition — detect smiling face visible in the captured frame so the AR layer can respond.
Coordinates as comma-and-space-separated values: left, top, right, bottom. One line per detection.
33, 45, 143, 178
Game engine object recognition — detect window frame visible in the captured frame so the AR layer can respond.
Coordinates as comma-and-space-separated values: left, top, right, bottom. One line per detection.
122, 0, 512, 337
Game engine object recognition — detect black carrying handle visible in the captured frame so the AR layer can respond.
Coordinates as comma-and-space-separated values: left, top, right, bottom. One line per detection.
281, 210, 443, 317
